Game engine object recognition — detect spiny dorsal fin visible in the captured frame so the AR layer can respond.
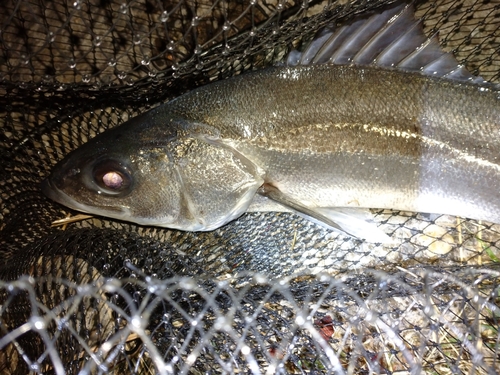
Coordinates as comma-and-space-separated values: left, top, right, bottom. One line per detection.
287, 2, 487, 84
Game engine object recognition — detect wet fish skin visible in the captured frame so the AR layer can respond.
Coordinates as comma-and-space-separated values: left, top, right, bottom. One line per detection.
167, 64, 500, 220
42, 63, 500, 232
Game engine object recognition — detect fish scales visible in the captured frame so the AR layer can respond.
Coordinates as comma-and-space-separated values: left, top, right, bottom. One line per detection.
165, 64, 499, 155
148, 64, 500, 222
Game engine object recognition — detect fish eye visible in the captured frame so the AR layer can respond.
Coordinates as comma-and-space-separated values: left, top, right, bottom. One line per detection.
92, 159, 132, 195
102, 171, 124, 190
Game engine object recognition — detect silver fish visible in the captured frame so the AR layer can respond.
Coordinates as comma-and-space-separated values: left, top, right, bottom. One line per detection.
42, 3, 500, 242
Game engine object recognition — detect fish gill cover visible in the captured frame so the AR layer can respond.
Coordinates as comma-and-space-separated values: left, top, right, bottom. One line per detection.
0, 0, 500, 374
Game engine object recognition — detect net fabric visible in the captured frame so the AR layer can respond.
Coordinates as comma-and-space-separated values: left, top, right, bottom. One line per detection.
1, 265, 499, 374
1, 0, 500, 373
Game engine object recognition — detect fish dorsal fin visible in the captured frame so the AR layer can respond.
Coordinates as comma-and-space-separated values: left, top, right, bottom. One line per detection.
287, 2, 486, 83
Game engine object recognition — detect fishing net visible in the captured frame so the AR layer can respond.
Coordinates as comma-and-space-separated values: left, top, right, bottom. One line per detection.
1, 0, 500, 373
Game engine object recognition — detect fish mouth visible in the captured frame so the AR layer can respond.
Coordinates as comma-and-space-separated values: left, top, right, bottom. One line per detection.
41, 177, 90, 214
41, 178, 122, 215
41, 178, 65, 205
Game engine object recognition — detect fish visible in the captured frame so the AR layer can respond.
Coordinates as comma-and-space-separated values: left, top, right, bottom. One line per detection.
41, 3, 500, 243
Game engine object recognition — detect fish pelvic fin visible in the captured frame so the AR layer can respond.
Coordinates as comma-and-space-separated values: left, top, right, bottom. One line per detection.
286, 1, 487, 84
257, 184, 392, 244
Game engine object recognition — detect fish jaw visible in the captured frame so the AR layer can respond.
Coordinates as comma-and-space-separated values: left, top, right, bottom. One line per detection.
41, 177, 134, 219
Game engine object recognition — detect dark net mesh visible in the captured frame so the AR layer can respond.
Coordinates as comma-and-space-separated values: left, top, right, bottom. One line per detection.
1, 0, 500, 373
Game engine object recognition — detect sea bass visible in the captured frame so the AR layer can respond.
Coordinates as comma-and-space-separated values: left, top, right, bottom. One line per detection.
42, 3, 500, 242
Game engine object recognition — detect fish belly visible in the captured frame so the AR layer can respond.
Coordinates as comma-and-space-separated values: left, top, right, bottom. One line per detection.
241, 131, 500, 224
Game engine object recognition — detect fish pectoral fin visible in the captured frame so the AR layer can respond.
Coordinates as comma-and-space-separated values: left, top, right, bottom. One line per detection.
315, 207, 393, 244
257, 184, 391, 244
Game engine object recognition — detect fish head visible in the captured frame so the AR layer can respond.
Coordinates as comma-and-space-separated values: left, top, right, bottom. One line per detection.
42, 111, 264, 231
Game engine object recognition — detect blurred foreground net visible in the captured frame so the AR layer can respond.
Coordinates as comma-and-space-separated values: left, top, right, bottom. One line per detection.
1, 0, 500, 373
